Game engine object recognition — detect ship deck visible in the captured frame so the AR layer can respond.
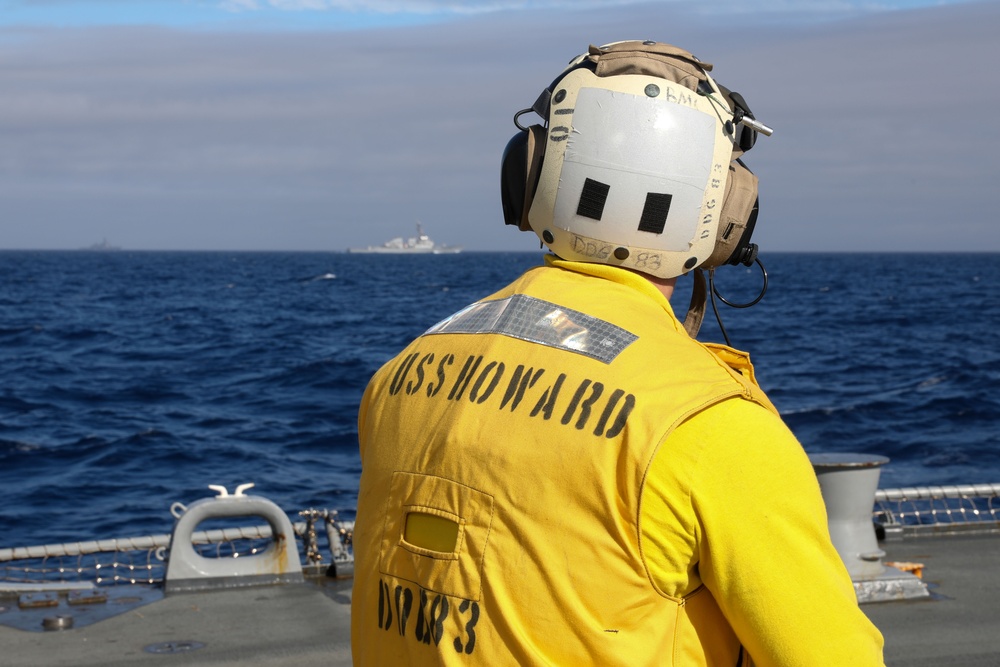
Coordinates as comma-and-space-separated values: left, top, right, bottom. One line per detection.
1, 531, 997, 665
0, 572, 354, 666
866, 532, 1000, 666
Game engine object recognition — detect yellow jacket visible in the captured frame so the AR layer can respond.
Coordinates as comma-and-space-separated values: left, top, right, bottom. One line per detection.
352, 257, 884, 666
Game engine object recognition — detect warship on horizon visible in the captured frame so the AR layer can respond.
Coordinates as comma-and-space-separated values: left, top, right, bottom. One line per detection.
347, 223, 461, 254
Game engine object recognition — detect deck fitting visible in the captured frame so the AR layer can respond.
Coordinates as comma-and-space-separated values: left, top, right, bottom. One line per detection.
144, 640, 207, 654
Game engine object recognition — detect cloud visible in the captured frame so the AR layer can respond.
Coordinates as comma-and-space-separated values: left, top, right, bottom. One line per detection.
0, 1, 996, 251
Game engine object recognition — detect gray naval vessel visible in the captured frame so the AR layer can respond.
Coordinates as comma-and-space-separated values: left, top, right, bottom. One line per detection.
1, 463, 998, 667
347, 223, 462, 255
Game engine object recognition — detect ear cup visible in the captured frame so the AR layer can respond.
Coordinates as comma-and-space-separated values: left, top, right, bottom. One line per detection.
725, 197, 759, 266
500, 125, 546, 231
705, 159, 759, 268
500, 130, 529, 228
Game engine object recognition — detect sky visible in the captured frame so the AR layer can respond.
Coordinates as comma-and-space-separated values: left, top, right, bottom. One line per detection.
1, 0, 997, 252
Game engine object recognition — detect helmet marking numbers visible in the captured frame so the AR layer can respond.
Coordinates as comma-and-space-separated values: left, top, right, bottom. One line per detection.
549, 125, 570, 142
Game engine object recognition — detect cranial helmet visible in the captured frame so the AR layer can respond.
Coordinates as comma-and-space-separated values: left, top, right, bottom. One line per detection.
501, 40, 770, 282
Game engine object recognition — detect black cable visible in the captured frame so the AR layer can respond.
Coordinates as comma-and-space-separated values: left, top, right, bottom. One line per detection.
708, 257, 769, 347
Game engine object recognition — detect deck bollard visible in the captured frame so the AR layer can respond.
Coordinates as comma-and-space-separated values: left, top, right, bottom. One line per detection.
809, 453, 928, 602
809, 453, 889, 579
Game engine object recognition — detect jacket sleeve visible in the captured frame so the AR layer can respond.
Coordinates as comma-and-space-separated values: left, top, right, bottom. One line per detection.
644, 397, 885, 667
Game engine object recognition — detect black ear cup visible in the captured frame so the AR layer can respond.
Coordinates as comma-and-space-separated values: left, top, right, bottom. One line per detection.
500, 125, 546, 231
501, 130, 529, 228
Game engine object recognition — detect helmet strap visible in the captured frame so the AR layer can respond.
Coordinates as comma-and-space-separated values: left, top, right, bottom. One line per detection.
682, 268, 708, 338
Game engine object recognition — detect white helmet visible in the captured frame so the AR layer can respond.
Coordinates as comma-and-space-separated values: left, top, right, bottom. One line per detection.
502, 40, 770, 280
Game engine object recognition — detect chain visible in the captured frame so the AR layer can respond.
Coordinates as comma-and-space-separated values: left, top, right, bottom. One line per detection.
298, 509, 323, 565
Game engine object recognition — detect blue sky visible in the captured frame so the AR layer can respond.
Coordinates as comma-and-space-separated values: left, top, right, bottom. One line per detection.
2, 0, 441, 30
1, 0, 997, 251
1, 0, 979, 30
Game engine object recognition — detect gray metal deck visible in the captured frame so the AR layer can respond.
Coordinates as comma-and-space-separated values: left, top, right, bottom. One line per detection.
3, 533, 998, 666
866, 533, 1000, 666
0, 575, 353, 666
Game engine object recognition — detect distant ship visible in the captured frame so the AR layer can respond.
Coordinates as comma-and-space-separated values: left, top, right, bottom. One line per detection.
81, 238, 121, 252
347, 224, 461, 254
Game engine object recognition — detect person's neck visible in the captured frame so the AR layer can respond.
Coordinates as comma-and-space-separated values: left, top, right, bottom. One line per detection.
642, 273, 676, 301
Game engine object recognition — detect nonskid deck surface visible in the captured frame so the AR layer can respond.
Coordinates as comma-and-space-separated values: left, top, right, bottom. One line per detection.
0, 538, 997, 666
0, 573, 353, 667
3, 534, 999, 666
866, 533, 1000, 667
0, 491, 356, 665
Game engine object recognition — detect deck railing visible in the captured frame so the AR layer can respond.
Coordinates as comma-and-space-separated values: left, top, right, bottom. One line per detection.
5, 484, 1000, 590
0, 510, 353, 588
874, 484, 1000, 536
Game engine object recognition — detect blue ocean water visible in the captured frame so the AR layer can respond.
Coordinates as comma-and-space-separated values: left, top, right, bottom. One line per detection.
1, 251, 998, 547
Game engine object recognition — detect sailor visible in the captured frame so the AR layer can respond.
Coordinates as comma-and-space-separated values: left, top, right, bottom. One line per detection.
351, 40, 885, 666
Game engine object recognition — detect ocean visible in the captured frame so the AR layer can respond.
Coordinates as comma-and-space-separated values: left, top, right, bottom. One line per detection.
1, 251, 998, 547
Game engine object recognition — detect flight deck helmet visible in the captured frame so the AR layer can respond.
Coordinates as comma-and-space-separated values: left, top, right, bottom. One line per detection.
501, 40, 769, 281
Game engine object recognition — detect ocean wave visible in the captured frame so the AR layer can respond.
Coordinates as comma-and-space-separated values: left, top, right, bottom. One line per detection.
1, 251, 998, 545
